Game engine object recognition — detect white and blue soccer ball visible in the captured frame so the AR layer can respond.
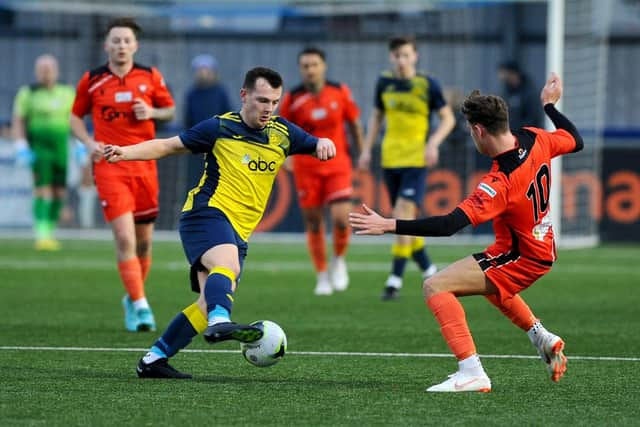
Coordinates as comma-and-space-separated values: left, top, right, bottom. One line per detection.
240, 320, 287, 367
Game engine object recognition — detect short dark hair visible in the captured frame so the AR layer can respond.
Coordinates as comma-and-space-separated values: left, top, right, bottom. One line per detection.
389, 35, 417, 51
461, 90, 510, 135
298, 46, 326, 63
498, 60, 521, 74
243, 67, 283, 91
106, 17, 141, 38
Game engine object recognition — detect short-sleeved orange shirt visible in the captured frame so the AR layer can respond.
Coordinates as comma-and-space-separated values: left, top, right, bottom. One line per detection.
279, 81, 359, 172
72, 63, 174, 178
458, 127, 578, 263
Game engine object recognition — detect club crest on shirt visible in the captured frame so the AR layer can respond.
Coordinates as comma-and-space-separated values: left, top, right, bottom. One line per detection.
518, 148, 528, 159
138, 84, 147, 93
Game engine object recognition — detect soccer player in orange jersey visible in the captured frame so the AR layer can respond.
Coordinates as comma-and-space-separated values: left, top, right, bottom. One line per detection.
279, 47, 364, 295
70, 17, 175, 332
350, 73, 582, 392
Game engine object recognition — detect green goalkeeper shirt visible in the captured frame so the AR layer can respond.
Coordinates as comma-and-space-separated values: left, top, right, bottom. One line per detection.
13, 83, 75, 143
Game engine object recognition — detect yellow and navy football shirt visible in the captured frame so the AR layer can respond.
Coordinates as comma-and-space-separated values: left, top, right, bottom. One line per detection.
178, 112, 318, 241
374, 71, 446, 168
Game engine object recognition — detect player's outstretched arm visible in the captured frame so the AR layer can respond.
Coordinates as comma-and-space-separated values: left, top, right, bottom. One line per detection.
350, 204, 471, 237
104, 136, 189, 163
540, 72, 584, 152
315, 137, 336, 161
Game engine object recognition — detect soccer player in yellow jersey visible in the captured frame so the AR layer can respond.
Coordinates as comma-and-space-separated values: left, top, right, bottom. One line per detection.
104, 67, 336, 378
359, 35, 456, 300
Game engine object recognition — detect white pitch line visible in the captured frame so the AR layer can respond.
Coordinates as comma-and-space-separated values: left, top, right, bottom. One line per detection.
1, 346, 638, 362
0, 258, 639, 274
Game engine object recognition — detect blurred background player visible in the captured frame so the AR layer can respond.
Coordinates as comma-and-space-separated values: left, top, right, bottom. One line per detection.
103, 67, 336, 378
70, 17, 176, 332
279, 47, 364, 295
498, 60, 544, 129
358, 35, 455, 300
11, 54, 76, 251
184, 53, 231, 190
350, 73, 580, 392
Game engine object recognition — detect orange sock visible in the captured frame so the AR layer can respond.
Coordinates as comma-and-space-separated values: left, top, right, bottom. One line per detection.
306, 227, 327, 272
426, 293, 476, 360
332, 225, 350, 257
139, 256, 151, 282
118, 258, 145, 301
485, 294, 537, 331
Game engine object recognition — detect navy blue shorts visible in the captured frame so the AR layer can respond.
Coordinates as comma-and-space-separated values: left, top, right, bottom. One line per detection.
383, 167, 427, 206
179, 207, 248, 293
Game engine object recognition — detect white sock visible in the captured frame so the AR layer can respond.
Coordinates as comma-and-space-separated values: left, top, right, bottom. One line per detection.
78, 186, 97, 228
132, 297, 150, 311
527, 321, 549, 346
386, 275, 402, 289
458, 354, 485, 376
142, 351, 162, 364
317, 271, 329, 283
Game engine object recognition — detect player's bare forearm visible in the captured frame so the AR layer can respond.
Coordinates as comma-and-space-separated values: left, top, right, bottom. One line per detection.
10, 115, 26, 141
427, 105, 456, 148
363, 109, 384, 151
359, 110, 383, 169
104, 136, 188, 162
69, 114, 93, 145
152, 106, 176, 121
347, 120, 365, 153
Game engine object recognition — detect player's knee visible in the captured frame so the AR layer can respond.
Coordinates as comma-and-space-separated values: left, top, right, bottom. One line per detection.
332, 217, 349, 230
114, 233, 135, 255
422, 276, 441, 299
196, 296, 207, 315
136, 239, 151, 257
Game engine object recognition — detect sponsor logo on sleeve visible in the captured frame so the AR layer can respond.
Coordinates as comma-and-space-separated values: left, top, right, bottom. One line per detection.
478, 182, 497, 198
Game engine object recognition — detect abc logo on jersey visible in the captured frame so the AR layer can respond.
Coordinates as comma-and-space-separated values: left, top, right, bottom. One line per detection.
242, 154, 276, 172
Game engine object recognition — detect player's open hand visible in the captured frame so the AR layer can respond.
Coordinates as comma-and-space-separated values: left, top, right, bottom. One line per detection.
132, 97, 153, 121
541, 72, 563, 106
315, 138, 336, 161
349, 204, 395, 235
103, 144, 126, 163
425, 144, 439, 167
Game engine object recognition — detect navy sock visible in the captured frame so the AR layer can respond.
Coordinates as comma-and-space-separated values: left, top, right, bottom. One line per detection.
392, 257, 408, 278
153, 313, 198, 358
412, 247, 432, 271
204, 268, 235, 315
151, 303, 207, 358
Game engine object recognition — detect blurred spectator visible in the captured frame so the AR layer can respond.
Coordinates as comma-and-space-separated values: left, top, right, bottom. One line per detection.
1, 119, 11, 140
184, 54, 231, 189
11, 54, 75, 250
498, 60, 543, 129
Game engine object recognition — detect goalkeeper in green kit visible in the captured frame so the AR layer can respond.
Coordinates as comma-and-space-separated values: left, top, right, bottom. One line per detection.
11, 54, 77, 250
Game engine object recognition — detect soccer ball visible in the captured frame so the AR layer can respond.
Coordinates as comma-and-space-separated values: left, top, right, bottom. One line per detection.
240, 320, 287, 367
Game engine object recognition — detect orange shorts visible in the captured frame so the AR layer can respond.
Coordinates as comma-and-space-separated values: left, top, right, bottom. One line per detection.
95, 174, 159, 223
293, 166, 352, 209
473, 252, 552, 304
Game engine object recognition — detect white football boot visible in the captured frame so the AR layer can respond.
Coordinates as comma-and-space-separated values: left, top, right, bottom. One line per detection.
314, 271, 333, 296
329, 256, 349, 291
535, 332, 567, 382
426, 370, 492, 393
